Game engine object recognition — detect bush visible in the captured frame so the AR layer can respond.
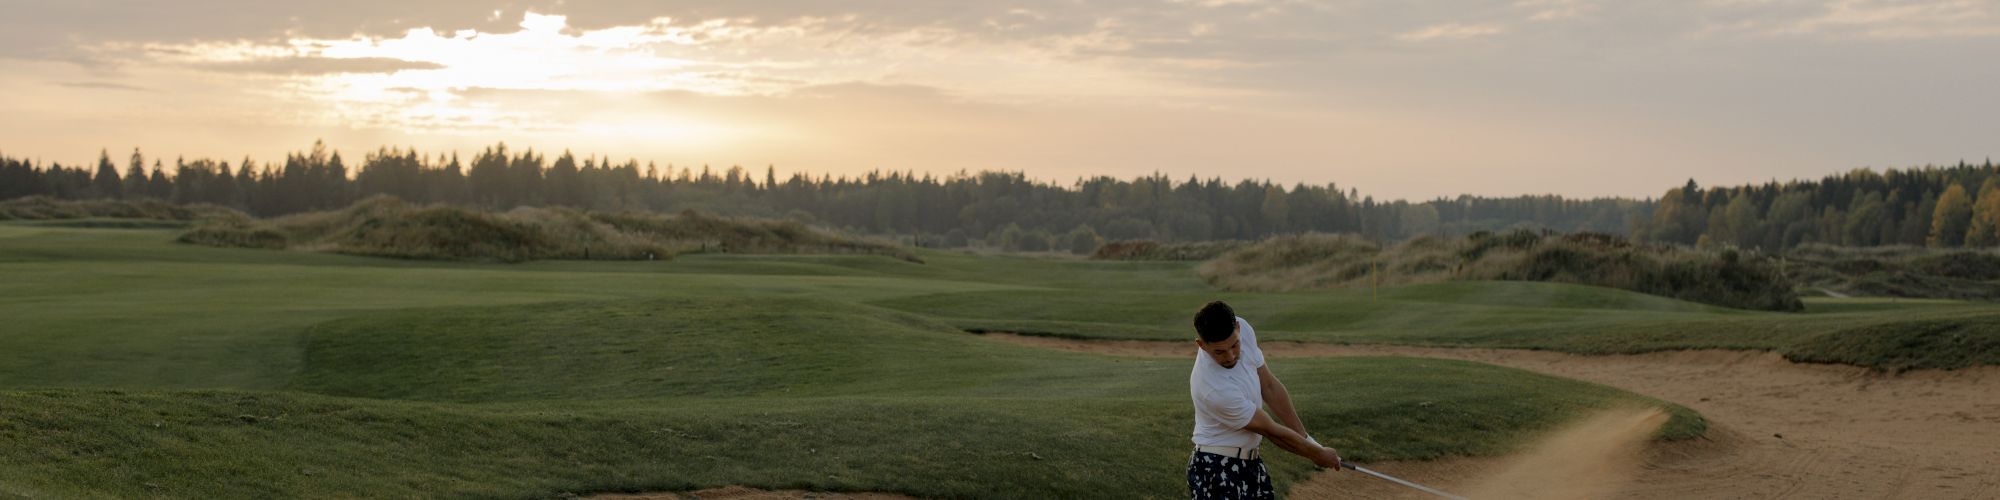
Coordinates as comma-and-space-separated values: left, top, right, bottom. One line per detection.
997, 223, 1025, 251
1090, 240, 1249, 261
1017, 229, 1052, 252
1066, 225, 1102, 255
176, 220, 288, 249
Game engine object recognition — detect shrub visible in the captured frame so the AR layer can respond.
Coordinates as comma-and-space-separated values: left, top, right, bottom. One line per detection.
1090, 240, 1249, 261
1066, 225, 1103, 255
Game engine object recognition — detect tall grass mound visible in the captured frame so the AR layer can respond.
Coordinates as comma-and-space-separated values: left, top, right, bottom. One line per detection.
177, 196, 918, 263
1089, 239, 1249, 261
0, 195, 238, 221
1201, 230, 1803, 311
1785, 244, 2000, 300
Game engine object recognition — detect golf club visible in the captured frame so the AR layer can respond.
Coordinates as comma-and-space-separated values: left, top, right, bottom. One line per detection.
1339, 461, 1470, 500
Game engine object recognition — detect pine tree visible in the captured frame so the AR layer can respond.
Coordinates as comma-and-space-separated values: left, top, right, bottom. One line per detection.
91, 149, 121, 198
147, 160, 172, 199
123, 148, 148, 198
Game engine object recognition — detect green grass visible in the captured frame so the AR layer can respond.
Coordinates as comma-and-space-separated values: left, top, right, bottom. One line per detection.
873, 280, 2000, 370
0, 289, 1698, 498
21, 221, 1993, 497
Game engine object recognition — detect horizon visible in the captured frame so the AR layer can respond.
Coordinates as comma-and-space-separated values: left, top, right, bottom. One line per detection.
4, 1, 1998, 200
7, 141, 1998, 203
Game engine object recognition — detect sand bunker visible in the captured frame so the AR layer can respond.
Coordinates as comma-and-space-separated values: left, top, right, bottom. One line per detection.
1293, 407, 1666, 500
982, 332, 2000, 499
1454, 407, 1667, 499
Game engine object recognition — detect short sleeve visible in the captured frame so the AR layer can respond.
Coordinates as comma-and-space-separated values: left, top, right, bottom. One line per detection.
1203, 390, 1257, 430
1237, 317, 1266, 369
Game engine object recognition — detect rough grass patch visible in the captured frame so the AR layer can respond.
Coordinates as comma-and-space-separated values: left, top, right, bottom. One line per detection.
0, 196, 239, 221
177, 196, 918, 263
1201, 230, 1803, 311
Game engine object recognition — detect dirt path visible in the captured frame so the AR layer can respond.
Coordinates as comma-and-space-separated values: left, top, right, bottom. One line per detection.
984, 333, 2000, 499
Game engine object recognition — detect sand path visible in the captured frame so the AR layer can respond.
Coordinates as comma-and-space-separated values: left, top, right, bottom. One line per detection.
984, 333, 2000, 499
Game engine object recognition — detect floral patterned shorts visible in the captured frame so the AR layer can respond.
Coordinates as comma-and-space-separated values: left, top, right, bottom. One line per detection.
1187, 450, 1273, 499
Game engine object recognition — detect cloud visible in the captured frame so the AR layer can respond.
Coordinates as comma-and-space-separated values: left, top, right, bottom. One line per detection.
5, 0, 1999, 200
1692, 0, 2000, 39
1777, 0, 2000, 38
1170, 0, 1265, 7
1397, 23, 1507, 42
65, 9, 1251, 137
200, 56, 445, 75
1518, 0, 1595, 21
55, 81, 151, 91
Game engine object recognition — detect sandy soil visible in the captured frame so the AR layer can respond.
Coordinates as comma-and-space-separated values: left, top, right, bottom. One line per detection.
984, 333, 2000, 499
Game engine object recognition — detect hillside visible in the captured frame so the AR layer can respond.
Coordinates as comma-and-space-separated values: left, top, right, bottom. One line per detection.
177, 196, 918, 263
1195, 230, 1802, 311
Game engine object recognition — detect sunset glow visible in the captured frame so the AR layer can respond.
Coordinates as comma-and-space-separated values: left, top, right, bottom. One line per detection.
3, 1, 1997, 198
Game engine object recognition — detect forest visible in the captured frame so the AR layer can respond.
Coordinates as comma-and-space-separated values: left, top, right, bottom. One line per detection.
3, 141, 1996, 251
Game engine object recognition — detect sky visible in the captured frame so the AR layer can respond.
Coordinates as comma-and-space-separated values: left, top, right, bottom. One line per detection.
1, 0, 1996, 200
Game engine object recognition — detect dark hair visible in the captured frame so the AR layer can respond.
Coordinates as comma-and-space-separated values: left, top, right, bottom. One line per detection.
1193, 301, 1237, 343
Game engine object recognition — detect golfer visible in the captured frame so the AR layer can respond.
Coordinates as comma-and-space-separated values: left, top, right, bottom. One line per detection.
1188, 300, 1342, 499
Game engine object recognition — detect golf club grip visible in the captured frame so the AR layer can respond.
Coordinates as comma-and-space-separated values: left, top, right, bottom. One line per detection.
1340, 461, 1359, 470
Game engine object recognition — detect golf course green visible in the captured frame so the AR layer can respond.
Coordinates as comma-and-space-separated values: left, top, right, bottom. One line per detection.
13, 221, 1988, 498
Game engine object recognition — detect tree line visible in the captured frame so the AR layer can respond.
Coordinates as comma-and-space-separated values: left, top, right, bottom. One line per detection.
10, 142, 1992, 252
1635, 160, 2000, 250
0, 141, 1646, 250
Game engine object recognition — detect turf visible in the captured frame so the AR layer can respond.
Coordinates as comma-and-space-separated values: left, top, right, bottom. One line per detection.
19, 221, 1986, 497
874, 283, 2000, 370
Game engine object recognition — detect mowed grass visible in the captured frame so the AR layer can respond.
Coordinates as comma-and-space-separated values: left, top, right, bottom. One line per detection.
0, 222, 1808, 498
0, 296, 1698, 498
876, 281, 2000, 371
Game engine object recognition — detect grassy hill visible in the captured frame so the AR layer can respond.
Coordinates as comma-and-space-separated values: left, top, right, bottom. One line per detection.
9, 219, 1995, 497
177, 196, 918, 263
1198, 231, 1803, 311
1786, 244, 2000, 301
0, 195, 236, 222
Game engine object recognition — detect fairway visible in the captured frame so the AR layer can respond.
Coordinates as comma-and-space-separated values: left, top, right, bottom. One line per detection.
876, 279, 2000, 371
0, 224, 1726, 498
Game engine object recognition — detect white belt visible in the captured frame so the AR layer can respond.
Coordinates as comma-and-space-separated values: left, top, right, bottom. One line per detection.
1193, 444, 1260, 460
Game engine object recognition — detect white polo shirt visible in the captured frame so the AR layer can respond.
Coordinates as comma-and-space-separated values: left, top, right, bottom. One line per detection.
1189, 316, 1267, 448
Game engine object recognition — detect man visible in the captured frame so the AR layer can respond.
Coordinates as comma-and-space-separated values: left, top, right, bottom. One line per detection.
1188, 300, 1341, 499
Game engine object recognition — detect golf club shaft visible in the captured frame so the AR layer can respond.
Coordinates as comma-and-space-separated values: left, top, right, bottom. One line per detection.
1341, 462, 1470, 500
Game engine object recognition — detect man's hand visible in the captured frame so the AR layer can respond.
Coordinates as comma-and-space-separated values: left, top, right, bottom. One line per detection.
1311, 445, 1343, 470
1304, 435, 1342, 469
1245, 410, 1342, 469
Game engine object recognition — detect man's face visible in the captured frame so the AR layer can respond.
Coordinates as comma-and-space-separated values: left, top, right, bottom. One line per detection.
1196, 325, 1243, 369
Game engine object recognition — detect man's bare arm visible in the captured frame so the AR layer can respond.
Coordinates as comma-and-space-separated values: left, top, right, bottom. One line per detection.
1258, 365, 1309, 437
1243, 409, 1341, 468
